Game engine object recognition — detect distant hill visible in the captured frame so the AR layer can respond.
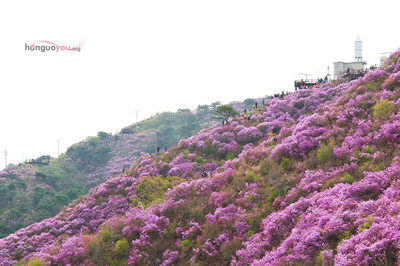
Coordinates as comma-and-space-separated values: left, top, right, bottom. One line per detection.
0, 99, 259, 238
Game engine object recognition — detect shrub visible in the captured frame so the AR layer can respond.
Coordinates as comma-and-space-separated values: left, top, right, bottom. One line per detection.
237, 127, 263, 144
317, 140, 334, 165
86, 233, 110, 264
245, 172, 258, 183
245, 230, 255, 238
7, 183, 16, 191
372, 99, 394, 120
27, 258, 47, 266
280, 158, 290, 171
181, 239, 192, 248
194, 156, 204, 164
353, 150, 371, 164
225, 152, 235, 161
283, 185, 290, 194
321, 177, 340, 191
259, 159, 282, 181
342, 173, 354, 183
293, 100, 305, 109
363, 145, 373, 154
221, 239, 243, 262
101, 228, 112, 242
162, 154, 173, 163
360, 216, 374, 232
203, 142, 218, 156
267, 188, 281, 204
338, 230, 352, 241
136, 176, 184, 207
114, 239, 130, 258
382, 71, 400, 91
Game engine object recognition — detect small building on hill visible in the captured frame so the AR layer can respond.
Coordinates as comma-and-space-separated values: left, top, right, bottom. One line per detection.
333, 61, 366, 80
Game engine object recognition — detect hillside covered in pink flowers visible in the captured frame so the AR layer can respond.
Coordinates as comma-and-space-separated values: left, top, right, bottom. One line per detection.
0, 104, 224, 237
2, 50, 400, 265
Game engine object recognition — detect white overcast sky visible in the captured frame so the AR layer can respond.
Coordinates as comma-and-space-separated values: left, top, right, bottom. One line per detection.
0, 0, 400, 166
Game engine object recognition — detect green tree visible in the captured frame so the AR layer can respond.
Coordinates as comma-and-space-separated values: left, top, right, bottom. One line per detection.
244, 98, 255, 109
156, 125, 176, 148
213, 105, 239, 123
32, 187, 46, 206
54, 194, 69, 205
97, 131, 110, 139
67, 187, 84, 200
0, 187, 9, 205
211, 101, 222, 110
0, 222, 11, 238
178, 108, 190, 113
196, 104, 209, 112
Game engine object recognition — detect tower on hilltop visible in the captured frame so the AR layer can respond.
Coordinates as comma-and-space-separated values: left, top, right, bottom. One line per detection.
355, 36, 362, 62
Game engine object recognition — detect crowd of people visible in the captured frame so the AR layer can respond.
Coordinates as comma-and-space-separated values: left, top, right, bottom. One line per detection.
340, 67, 370, 81
294, 76, 329, 91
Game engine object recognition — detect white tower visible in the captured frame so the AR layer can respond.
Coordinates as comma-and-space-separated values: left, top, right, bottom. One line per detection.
355, 36, 362, 62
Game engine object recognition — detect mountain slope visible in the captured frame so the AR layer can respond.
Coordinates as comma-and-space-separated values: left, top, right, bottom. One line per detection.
1, 50, 400, 265
0, 103, 231, 238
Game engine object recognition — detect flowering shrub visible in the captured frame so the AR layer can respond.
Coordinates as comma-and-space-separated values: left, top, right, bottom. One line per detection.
382, 71, 400, 91
237, 127, 264, 144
